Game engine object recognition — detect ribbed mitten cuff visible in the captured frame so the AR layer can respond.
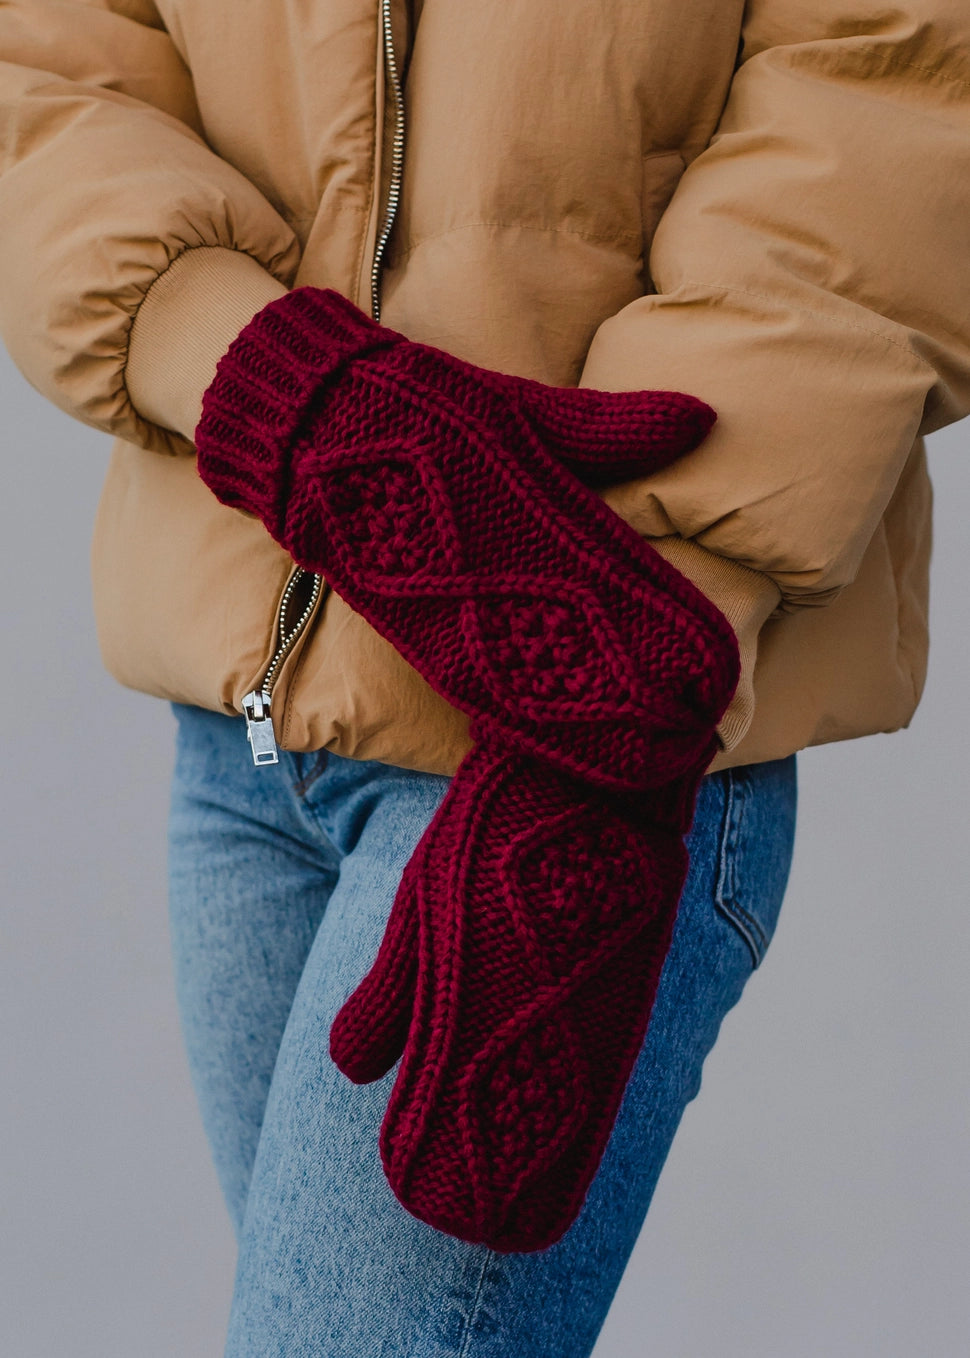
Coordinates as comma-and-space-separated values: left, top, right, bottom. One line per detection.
195, 287, 400, 526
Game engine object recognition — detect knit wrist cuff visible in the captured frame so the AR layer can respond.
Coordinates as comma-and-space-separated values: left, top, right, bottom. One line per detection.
195, 287, 399, 524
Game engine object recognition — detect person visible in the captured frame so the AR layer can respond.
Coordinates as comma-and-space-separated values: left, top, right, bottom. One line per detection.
0, 0, 966, 1353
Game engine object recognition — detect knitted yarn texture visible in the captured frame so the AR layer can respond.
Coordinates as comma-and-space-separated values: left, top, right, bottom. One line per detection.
194, 286, 741, 1251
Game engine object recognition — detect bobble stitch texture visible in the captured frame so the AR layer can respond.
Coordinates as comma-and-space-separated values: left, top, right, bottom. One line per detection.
195, 287, 740, 1252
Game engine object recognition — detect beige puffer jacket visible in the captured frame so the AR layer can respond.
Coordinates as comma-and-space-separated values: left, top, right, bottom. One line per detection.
1, 0, 967, 776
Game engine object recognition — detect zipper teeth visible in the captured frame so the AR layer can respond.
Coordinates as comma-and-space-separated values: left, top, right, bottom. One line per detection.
254, 2, 403, 709
262, 569, 323, 696
370, 0, 406, 325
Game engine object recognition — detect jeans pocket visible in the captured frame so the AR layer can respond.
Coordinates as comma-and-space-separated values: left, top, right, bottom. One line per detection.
713, 758, 798, 969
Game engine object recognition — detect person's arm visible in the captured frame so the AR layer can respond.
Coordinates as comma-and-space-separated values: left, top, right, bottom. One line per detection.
578, 0, 970, 747
0, 0, 296, 455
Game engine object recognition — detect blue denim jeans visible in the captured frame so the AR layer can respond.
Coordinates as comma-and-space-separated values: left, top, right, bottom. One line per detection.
167, 702, 797, 1358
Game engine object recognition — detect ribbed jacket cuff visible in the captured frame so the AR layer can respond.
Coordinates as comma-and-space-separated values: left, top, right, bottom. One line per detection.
647, 537, 781, 754
125, 246, 290, 442
194, 286, 399, 526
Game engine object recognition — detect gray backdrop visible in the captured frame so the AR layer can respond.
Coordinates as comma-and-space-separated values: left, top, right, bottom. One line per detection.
2, 345, 968, 1358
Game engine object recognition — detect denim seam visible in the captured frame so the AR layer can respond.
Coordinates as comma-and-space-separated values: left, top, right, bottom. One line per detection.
454, 1249, 496, 1358
714, 769, 767, 969
722, 896, 768, 966
288, 763, 346, 851
290, 748, 331, 798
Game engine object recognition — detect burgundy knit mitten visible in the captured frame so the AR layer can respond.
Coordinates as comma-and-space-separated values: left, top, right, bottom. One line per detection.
194, 287, 740, 1251
333, 741, 706, 1251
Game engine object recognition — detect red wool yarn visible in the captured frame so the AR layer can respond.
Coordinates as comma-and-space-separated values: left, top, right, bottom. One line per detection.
195, 286, 740, 1251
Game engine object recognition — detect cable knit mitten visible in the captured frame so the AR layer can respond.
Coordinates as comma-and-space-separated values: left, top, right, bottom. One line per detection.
194, 286, 740, 1251
336, 740, 708, 1251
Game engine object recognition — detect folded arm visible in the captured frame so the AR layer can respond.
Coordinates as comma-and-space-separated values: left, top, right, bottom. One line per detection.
581, 0, 970, 608
0, 0, 298, 453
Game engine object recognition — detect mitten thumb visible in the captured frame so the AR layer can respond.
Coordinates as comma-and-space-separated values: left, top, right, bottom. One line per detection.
510, 377, 716, 487
329, 859, 422, 1083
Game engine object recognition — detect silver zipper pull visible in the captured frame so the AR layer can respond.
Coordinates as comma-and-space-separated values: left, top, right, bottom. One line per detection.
242, 689, 279, 766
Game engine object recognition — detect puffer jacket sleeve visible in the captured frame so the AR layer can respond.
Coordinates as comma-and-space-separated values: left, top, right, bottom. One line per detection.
579, 0, 970, 608
0, 0, 300, 455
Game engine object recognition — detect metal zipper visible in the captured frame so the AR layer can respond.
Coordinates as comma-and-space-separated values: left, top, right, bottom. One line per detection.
242, 568, 323, 764
370, 0, 406, 326
242, 0, 406, 766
